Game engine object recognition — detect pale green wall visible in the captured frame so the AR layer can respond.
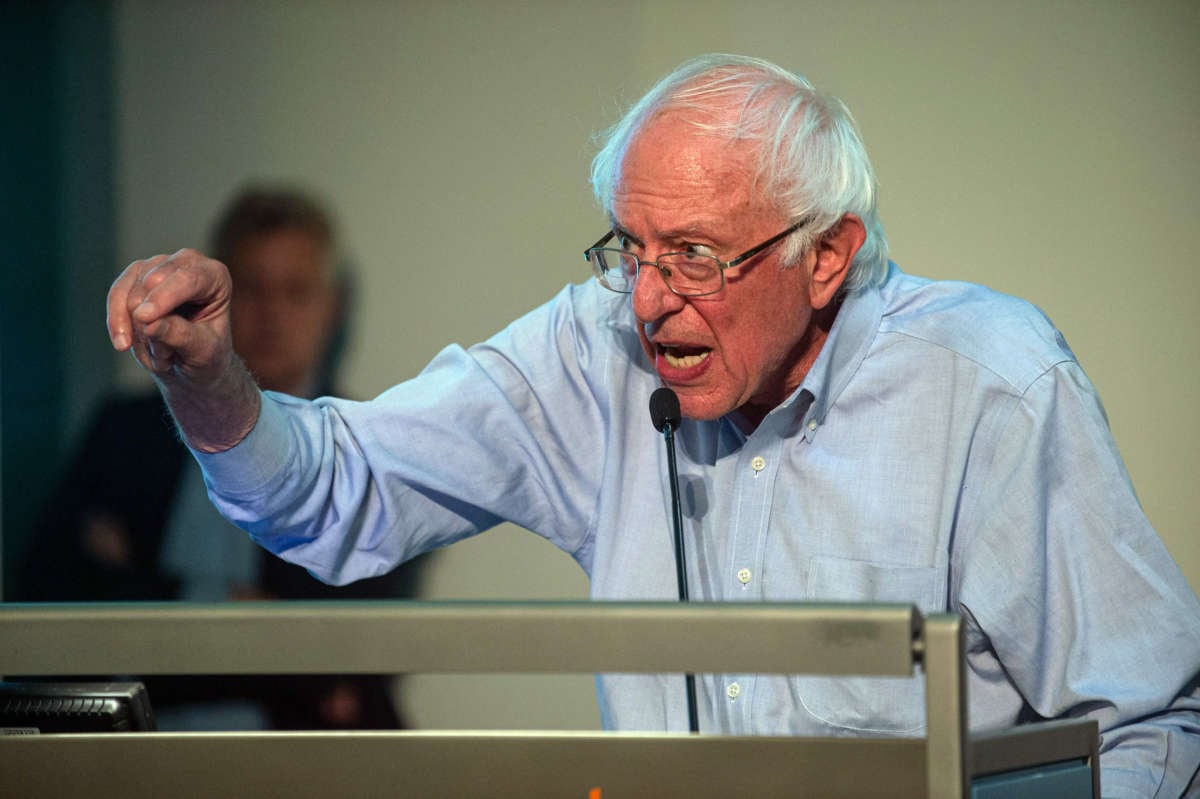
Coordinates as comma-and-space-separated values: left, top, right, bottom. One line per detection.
112, 0, 1199, 728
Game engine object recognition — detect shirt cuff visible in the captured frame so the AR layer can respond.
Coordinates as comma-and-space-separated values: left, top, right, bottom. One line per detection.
193, 390, 291, 498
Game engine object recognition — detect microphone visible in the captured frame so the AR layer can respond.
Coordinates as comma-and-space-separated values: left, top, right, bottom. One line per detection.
649, 387, 699, 734
649, 386, 681, 433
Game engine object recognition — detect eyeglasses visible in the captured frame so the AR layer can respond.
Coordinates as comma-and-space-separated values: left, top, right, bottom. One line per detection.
583, 216, 811, 297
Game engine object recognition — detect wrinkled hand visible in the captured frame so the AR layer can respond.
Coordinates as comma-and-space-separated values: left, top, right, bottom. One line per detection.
107, 248, 235, 385
106, 249, 260, 452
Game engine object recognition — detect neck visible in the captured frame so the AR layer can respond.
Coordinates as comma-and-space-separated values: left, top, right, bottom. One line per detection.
733, 299, 841, 432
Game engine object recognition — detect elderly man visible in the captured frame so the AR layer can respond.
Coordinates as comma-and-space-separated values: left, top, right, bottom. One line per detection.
107, 55, 1199, 795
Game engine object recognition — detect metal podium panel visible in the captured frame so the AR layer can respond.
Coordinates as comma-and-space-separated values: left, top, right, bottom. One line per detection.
0, 601, 1099, 798
1, 731, 927, 799
1, 600, 919, 676
0, 725, 1100, 799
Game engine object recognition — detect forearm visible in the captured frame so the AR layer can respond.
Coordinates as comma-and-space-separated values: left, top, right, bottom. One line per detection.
960, 365, 1200, 797
157, 354, 262, 453
194, 392, 429, 586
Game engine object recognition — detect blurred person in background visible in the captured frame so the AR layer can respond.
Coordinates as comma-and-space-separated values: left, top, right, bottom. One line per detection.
18, 185, 429, 730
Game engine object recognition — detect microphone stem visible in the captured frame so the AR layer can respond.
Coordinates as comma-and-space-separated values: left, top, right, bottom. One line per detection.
664, 426, 689, 602
663, 424, 700, 734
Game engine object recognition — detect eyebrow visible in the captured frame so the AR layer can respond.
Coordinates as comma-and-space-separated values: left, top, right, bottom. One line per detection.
607, 218, 724, 250
607, 219, 644, 249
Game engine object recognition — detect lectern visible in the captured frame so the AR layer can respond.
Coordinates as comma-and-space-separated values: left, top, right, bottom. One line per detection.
0, 601, 1098, 798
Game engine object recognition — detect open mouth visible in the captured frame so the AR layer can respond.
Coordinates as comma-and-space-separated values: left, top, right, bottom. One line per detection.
660, 344, 711, 369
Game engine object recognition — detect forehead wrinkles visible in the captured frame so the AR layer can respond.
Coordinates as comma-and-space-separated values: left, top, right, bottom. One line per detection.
614, 115, 765, 237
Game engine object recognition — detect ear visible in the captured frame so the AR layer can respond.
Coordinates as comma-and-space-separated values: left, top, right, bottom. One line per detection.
809, 213, 866, 309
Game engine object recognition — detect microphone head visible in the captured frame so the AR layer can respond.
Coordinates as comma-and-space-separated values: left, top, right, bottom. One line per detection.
649, 387, 682, 432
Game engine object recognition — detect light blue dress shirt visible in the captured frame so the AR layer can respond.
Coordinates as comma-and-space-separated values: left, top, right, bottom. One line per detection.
198, 263, 1200, 797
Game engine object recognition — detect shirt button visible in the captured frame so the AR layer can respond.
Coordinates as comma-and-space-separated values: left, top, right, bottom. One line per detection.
750, 456, 766, 472
737, 568, 752, 585
807, 419, 818, 432
726, 682, 741, 699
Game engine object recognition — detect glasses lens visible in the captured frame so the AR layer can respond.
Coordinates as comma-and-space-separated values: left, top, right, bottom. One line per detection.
659, 254, 722, 296
589, 249, 636, 293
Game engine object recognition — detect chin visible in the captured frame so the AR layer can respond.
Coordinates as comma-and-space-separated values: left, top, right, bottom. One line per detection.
674, 392, 732, 422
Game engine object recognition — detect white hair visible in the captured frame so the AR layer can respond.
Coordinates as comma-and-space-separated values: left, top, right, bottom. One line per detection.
590, 54, 889, 293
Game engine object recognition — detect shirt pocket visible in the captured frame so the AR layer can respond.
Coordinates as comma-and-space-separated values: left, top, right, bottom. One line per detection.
790, 555, 942, 735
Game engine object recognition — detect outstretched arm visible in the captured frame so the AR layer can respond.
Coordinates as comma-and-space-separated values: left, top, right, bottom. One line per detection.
106, 248, 260, 452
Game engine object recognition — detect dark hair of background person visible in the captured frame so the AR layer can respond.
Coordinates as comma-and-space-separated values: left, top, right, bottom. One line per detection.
211, 185, 335, 265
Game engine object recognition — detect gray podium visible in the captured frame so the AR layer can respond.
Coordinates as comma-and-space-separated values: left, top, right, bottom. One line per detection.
0, 601, 1098, 798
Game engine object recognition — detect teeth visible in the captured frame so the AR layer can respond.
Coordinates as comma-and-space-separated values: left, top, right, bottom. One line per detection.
662, 348, 710, 369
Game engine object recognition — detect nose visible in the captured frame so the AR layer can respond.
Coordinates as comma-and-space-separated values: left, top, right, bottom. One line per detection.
631, 262, 685, 324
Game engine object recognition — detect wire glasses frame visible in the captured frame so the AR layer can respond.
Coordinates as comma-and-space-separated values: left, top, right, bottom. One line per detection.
583, 216, 812, 297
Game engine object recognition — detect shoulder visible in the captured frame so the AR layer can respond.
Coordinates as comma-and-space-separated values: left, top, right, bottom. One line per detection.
484, 280, 645, 372
875, 268, 1076, 394
502, 280, 631, 336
